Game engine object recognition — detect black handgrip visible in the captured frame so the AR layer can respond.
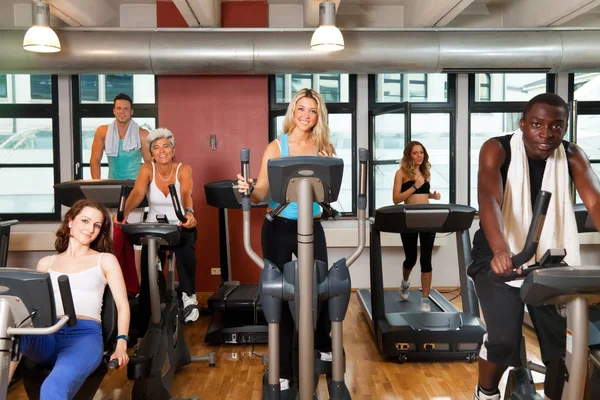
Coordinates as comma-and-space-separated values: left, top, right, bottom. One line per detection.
240, 148, 251, 211
168, 184, 188, 223
108, 359, 119, 369
511, 190, 551, 268
320, 203, 341, 221
490, 190, 552, 281
57, 275, 77, 327
117, 185, 127, 222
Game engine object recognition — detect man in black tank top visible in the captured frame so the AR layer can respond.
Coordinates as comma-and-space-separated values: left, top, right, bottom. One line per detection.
471, 93, 600, 400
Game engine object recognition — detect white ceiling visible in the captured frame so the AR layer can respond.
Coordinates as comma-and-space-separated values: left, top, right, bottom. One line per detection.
1, 0, 600, 28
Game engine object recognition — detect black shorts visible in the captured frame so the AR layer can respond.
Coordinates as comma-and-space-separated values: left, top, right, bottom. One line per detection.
472, 263, 566, 367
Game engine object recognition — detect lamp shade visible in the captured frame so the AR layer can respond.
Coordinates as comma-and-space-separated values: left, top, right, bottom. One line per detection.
23, 2, 61, 53
23, 25, 61, 53
310, 1, 344, 52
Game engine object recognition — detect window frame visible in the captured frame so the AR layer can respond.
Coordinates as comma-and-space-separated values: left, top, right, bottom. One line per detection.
0, 75, 61, 221
467, 73, 555, 208
71, 75, 159, 180
268, 74, 358, 216
368, 73, 456, 214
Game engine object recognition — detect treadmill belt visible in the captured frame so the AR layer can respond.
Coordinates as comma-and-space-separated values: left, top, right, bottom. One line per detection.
383, 290, 443, 313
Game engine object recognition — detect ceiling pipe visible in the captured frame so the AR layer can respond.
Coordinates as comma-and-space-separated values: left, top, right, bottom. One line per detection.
2, 28, 600, 74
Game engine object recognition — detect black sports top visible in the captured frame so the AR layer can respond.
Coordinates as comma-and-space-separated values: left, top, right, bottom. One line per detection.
469, 134, 570, 276
401, 180, 431, 195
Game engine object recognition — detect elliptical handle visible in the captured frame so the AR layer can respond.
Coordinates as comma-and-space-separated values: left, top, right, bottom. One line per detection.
57, 275, 78, 327
511, 190, 551, 268
116, 185, 127, 223
168, 184, 188, 223
240, 148, 251, 211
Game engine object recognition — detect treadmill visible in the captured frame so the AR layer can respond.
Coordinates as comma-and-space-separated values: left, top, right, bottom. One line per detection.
357, 203, 486, 362
203, 180, 268, 345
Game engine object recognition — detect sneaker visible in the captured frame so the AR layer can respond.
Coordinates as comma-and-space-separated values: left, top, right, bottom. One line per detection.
182, 293, 199, 323
399, 280, 410, 300
420, 297, 431, 312
279, 378, 290, 391
473, 385, 500, 400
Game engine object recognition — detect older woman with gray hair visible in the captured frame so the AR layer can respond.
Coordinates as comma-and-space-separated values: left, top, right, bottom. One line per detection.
114, 127, 200, 331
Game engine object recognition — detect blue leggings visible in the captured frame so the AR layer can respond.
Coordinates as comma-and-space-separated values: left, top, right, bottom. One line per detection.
20, 319, 103, 400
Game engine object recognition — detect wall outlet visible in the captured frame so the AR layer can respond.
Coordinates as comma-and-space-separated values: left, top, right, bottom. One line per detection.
211, 268, 221, 276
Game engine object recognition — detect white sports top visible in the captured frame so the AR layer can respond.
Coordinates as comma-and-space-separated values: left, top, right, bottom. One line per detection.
146, 162, 183, 225
48, 253, 107, 322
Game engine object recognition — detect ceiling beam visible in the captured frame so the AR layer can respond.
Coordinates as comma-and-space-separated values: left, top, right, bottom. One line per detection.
403, 0, 475, 28
46, 0, 117, 27
502, 0, 600, 27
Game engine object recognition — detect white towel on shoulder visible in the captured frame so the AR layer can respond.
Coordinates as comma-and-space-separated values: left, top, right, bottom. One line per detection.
105, 120, 141, 157
502, 130, 580, 272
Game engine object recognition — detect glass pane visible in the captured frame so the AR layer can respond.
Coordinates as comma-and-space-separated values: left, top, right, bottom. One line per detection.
576, 115, 600, 160
574, 73, 600, 101
374, 164, 398, 210
470, 112, 522, 208
373, 113, 404, 161
274, 116, 285, 138
82, 167, 109, 180
80, 75, 99, 102
0, 74, 52, 104
474, 73, 546, 102
375, 73, 447, 103
30, 75, 52, 100
0, 75, 7, 98
105, 74, 133, 101
80, 117, 156, 171
329, 113, 352, 213
0, 118, 53, 164
275, 74, 350, 103
411, 113, 450, 203
0, 167, 54, 213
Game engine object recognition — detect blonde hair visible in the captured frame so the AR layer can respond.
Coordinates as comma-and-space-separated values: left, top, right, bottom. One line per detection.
400, 141, 431, 181
282, 88, 335, 155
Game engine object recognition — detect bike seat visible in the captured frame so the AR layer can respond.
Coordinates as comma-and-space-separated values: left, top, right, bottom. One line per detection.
521, 266, 600, 306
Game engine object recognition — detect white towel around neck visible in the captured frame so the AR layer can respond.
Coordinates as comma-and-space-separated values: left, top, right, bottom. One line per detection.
501, 130, 580, 279
105, 120, 141, 157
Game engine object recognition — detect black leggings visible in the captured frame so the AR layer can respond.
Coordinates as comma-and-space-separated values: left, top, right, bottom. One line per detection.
400, 232, 436, 273
261, 217, 332, 381
136, 227, 197, 338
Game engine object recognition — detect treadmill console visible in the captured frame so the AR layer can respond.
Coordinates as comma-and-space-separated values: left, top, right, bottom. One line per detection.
55, 179, 148, 208
374, 204, 476, 234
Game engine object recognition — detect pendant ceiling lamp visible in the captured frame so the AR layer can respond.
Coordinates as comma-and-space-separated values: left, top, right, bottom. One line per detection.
310, 1, 344, 52
23, 1, 61, 53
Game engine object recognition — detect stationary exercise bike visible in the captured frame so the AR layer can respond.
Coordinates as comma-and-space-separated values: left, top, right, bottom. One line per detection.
493, 191, 600, 399
119, 184, 216, 400
240, 148, 369, 400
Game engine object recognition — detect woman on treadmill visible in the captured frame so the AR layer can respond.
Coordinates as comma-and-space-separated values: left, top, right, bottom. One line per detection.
392, 141, 441, 312
237, 88, 334, 395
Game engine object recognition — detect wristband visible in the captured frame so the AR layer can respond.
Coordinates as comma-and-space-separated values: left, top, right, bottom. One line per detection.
184, 208, 194, 215
116, 334, 129, 343
412, 184, 418, 191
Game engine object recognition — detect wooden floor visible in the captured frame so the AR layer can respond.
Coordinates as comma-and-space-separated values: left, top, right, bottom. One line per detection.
7, 289, 544, 400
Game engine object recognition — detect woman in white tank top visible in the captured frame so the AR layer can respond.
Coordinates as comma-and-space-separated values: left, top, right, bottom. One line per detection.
114, 128, 200, 328
9, 199, 131, 399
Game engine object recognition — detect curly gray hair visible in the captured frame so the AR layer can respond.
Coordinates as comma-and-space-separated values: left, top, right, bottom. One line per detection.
146, 128, 175, 149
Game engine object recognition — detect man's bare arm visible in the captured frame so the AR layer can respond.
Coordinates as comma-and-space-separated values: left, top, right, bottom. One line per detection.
90, 126, 107, 179
139, 128, 151, 163
569, 143, 600, 231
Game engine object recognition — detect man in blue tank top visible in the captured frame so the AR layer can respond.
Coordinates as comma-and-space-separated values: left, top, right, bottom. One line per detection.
90, 93, 151, 180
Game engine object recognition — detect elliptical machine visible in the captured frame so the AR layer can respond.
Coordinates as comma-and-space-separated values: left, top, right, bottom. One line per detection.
240, 148, 368, 400
119, 184, 216, 400
494, 190, 600, 399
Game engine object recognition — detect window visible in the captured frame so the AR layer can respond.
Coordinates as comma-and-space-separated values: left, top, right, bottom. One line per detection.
479, 73, 491, 101
375, 73, 446, 103
270, 74, 357, 215
275, 74, 350, 104
72, 75, 158, 180
30, 75, 52, 101
569, 73, 600, 202
0, 75, 7, 99
468, 73, 553, 208
0, 75, 59, 220
370, 74, 455, 212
